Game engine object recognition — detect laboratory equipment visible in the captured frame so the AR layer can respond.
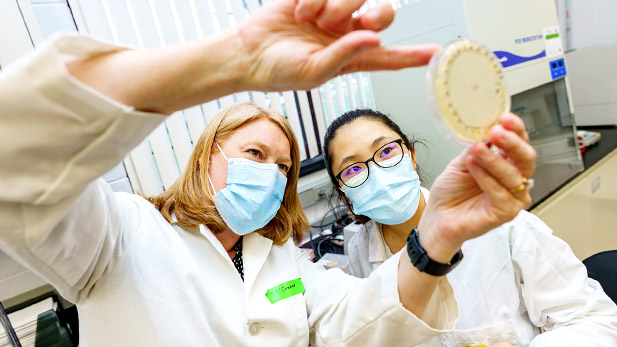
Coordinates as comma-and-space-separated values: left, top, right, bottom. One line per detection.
427, 39, 509, 145
370, 0, 582, 204
576, 130, 601, 151
566, 45, 617, 127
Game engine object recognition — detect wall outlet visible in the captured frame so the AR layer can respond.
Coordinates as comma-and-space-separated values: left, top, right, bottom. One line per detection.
591, 176, 601, 194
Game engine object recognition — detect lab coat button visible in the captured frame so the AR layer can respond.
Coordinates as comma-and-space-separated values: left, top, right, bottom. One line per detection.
249, 322, 261, 335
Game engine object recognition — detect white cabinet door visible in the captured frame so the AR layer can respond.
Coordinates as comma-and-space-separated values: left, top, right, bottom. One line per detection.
532, 149, 617, 260
588, 150, 617, 256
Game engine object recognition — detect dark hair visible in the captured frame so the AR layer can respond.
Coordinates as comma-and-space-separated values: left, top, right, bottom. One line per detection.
323, 109, 425, 224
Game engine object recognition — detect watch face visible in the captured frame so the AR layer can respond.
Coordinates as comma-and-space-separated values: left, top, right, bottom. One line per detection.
426, 39, 510, 146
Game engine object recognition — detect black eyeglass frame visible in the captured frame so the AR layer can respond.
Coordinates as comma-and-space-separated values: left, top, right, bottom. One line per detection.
335, 139, 407, 188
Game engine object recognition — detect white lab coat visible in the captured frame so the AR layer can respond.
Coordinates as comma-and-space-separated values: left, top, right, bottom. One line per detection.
0, 35, 459, 346
348, 190, 617, 346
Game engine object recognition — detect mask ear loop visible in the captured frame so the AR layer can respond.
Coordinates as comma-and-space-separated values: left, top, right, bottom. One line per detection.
216, 142, 229, 161
208, 142, 229, 195
208, 175, 217, 195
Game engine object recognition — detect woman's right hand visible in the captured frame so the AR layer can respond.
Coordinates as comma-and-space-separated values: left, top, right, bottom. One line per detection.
238, 0, 439, 92
417, 113, 536, 262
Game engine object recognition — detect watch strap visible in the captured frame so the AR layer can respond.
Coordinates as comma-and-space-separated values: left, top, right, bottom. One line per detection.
406, 228, 463, 276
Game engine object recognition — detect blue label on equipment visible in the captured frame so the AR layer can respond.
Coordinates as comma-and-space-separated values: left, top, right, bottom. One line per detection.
494, 50, 546, 68
550, 58, 566, 79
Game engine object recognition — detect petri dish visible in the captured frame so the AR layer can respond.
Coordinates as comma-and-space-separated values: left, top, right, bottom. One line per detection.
426, 39, 509, 146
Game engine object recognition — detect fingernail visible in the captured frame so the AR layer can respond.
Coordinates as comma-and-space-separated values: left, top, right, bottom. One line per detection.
491, 125, 504, 138
474, 142, 487, 154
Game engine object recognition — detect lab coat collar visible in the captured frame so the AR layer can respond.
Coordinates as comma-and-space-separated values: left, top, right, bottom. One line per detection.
169, 212, 231, 262
242, 232, 273, 295
175, 213, 277, 293
198, 224, 233, 261
196, 223, 273, 294
368, 221, 390, 264
368, 187, 430, 265
199, 225, 272, 295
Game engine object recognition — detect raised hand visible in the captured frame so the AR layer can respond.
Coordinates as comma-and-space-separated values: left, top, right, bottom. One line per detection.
418, 113, 536, 260
238, 0, 439, 91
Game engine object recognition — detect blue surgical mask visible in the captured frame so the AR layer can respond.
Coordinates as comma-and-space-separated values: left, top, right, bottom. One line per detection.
208, 143, 287, 235
341, 154, 421, 225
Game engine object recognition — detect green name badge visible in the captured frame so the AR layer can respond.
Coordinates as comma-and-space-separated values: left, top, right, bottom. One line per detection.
265, 278, 305, 304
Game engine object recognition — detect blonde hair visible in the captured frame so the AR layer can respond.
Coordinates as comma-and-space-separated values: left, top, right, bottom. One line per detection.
147, 102, 310, 245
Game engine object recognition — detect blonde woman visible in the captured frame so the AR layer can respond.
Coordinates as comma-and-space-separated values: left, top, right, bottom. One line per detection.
1, 0, 533, 345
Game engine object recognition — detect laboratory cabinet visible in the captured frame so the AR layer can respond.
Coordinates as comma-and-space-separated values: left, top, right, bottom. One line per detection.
532, 148, 617, 260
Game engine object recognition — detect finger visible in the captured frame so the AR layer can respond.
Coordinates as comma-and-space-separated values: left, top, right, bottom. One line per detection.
352, 1, 394, 31
470, 142, 525, 194
316, 0, 367, 29
471, 143, 533, 208
295, 0, 327, 22
500, 112, 529, 143
446, 147, 473, 172
485, 142, 513, 163
465, 154, 519, 211
489, 125, 536, 179
312, 30, 381, 79
339, 44, 440, 74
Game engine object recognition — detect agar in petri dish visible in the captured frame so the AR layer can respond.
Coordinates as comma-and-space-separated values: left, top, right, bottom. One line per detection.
426, 39, 509, 145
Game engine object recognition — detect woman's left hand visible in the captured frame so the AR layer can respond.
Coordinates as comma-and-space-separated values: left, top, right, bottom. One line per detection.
417, 113, 536, 261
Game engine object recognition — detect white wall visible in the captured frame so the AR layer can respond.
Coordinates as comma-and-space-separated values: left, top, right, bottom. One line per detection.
557, 0, 617, 50
0, 1, 34, 68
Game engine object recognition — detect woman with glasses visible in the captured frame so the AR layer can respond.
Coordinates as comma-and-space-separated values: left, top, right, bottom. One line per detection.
323, 109, 617, 346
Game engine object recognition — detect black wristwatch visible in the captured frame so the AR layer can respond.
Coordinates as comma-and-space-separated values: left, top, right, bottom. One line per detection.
406, 228, 463, 276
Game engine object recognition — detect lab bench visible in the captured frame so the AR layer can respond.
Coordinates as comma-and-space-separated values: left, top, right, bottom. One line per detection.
579, 126, 617, 169
531, 126, 617, 260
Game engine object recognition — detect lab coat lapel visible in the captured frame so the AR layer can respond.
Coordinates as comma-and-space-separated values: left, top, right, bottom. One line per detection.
198, 224, 234, 263
243, 232, 273, 294
369, 222, 388, 264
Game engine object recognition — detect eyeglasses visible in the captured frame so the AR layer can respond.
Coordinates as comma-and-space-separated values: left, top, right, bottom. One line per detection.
336, 139, 406, 188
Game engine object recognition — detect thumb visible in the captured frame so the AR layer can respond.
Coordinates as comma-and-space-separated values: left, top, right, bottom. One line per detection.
311, 30, 381, 79
448, 147, 473, 170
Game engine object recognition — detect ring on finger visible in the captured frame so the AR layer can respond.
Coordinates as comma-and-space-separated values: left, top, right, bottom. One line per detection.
509, 177, 534, 194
